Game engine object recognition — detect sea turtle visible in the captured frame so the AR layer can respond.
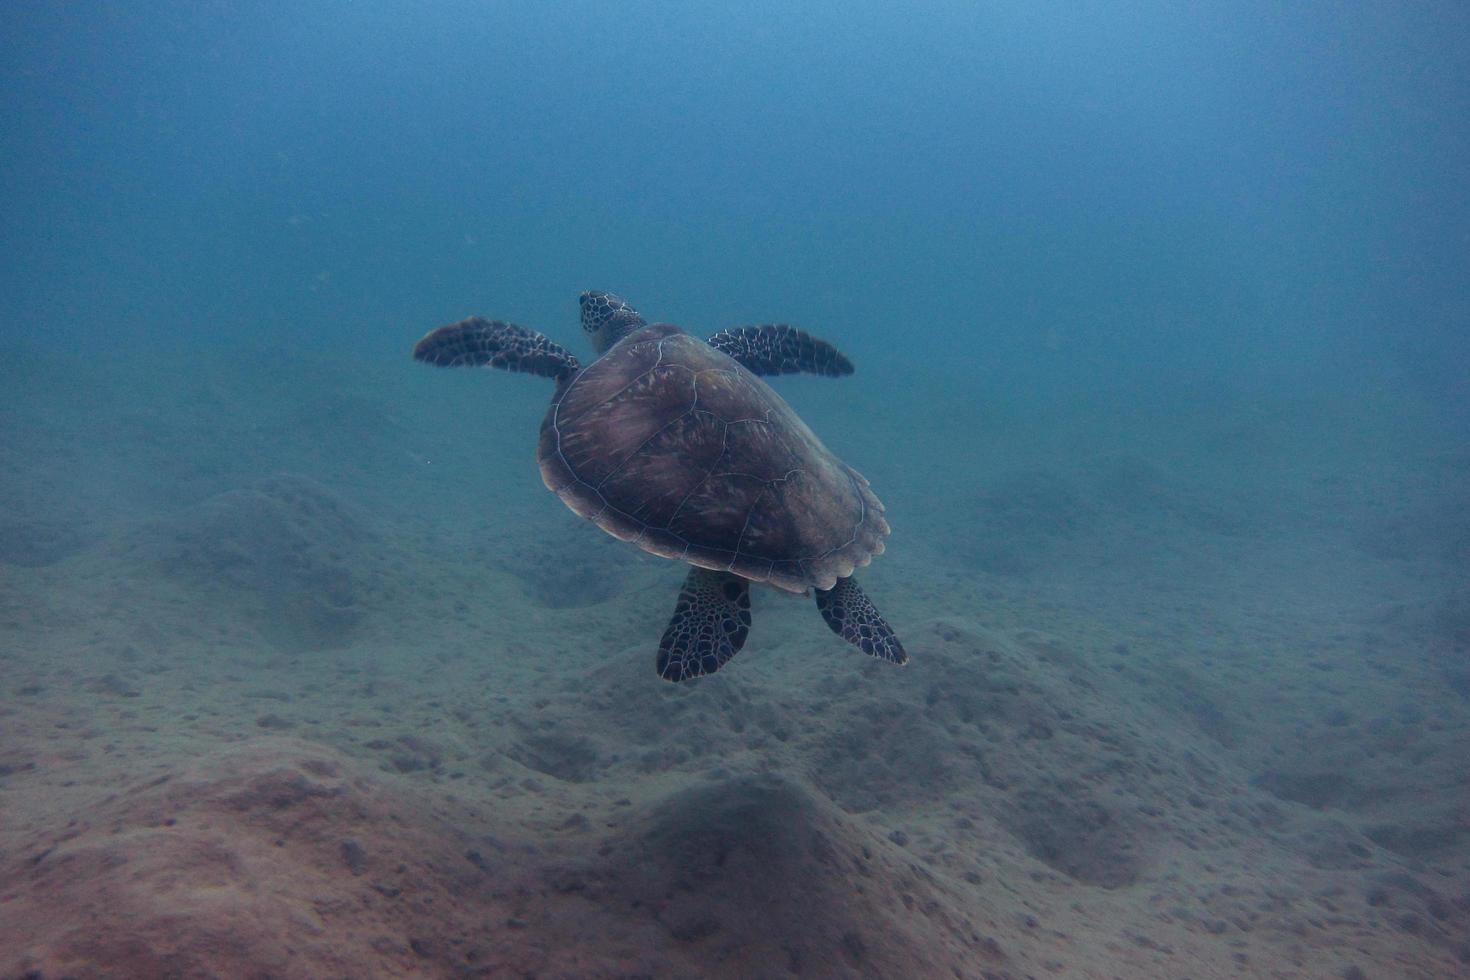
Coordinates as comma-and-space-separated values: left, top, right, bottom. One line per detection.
413, 291, 906, 681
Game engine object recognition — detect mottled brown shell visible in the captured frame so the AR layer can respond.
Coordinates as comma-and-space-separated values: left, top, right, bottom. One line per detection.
537, 323, 888, 593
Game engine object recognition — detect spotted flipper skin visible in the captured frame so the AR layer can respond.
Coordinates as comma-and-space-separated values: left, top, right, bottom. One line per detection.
413, 317, 581, 381
706, 325, 855, 377
658, 567, 753, 682
815, 577, 907, 665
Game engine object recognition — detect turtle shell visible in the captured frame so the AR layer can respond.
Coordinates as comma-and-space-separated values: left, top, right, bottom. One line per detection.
537, 322, 888, 593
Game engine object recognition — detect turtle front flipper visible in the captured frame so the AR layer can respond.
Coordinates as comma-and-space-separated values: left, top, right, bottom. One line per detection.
413, 317, 580, 381
706, 325, 855, 377
815, 577, 907, 666
657, 568, 752, 682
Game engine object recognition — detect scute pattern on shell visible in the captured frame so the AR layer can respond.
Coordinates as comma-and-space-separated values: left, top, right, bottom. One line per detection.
538, 323, 888, 593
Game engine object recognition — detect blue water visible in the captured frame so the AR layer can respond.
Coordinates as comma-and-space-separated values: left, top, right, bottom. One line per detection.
8, 3, 1467, 395
2, 3, 1467, 977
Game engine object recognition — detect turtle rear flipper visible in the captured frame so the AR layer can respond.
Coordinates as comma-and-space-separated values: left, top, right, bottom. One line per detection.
657, 567, 752, 682
413, 317, 580, 381
707, 325, 854, 377
815, 577, 907, 666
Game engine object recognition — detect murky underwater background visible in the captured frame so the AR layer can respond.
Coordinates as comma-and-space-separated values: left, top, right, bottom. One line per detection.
2, 3, 1467, 977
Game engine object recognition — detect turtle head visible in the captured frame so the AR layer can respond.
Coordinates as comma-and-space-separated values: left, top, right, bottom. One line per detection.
580, 290, 647, 354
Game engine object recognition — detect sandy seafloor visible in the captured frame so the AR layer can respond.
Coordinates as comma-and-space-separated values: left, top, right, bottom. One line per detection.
0, 338, 1466, 979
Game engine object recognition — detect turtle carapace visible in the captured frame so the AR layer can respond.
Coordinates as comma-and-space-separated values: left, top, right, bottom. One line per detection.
413, 291, 905, 681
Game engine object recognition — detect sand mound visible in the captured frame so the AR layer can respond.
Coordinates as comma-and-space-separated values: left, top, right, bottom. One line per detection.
1, 745, 1003, 980
0, 518, 97, 568
124, 474, 381, 650
2, 740, 514, 979
498, 512, 652, 609
591, 772, 987, 976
